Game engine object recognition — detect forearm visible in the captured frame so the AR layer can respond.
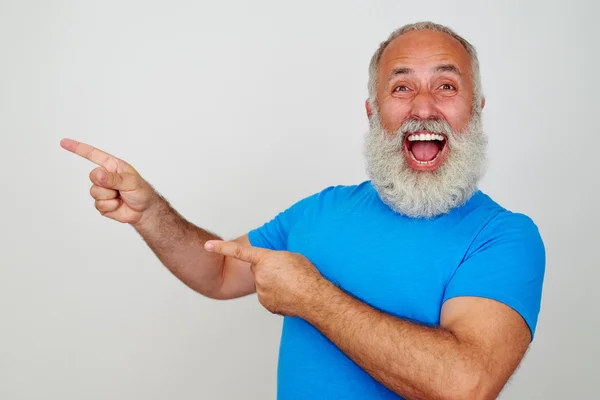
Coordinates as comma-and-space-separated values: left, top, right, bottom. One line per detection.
132, 193, 226, 297
301, 280, 488, 400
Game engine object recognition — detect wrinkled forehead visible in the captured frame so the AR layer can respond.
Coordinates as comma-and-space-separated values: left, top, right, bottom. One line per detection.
378, 30, 473, 82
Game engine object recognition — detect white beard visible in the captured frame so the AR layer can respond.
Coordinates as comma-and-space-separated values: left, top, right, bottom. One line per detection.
363, 110, 488, 219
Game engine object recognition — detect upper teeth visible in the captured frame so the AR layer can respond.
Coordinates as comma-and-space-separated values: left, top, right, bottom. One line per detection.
407, 133, 445, 142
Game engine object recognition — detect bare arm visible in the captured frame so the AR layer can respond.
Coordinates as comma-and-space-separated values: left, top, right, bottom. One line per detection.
132, 198, 256, 299
302, 279, 530, 400
61, 138, 256, 300
205, 240, 532, 400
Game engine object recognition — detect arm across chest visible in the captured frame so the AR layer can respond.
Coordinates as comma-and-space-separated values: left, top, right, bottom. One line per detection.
287, 225, 468, 326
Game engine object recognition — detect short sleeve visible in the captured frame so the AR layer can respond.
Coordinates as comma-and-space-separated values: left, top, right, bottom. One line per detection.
442, 212, 546, 339
247, 191, 320, 251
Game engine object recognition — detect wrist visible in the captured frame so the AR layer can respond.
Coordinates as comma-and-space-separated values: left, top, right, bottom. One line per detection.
131, 191, 164, 229
297, 275, 336, 320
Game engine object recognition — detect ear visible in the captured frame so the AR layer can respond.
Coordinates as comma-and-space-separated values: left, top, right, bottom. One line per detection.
365, 99, 373, 118
480, 97, 486, 110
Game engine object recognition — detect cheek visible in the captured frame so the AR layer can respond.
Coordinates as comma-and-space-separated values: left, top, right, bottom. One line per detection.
439, 100, 472, 132
378, 100, 411, 132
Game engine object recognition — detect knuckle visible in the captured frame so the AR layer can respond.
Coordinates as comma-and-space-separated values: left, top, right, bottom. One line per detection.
90, 185, 117, 200
107, 157, 119, 172
127, 173, 142, 189
254, 270, 269, 285
107, 173, 117, 187
86, 147, 96, 161
115, 173, 123, 186
233, 246, 245, 259
95, 199, 116, 213
106, 189, 118, 199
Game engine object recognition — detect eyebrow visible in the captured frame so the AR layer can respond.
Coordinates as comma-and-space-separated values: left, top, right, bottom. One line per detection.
388, 67, 415, 81
433, 64, 462, 76
387, 64, 462, 82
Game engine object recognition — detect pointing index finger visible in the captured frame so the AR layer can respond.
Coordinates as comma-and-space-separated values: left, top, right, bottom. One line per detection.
60, 138, 122, 170
205, 240, 267, 264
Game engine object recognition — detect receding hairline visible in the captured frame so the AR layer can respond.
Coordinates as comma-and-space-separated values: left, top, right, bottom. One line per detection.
376, 27, 475, 69
380, 30, 472, 69
367, 21, 483, 111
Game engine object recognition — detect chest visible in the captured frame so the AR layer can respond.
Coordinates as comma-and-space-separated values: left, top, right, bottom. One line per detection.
287, 211, 471, 326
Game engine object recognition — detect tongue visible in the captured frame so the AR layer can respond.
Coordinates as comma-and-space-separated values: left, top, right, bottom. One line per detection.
411, 141, 440, 162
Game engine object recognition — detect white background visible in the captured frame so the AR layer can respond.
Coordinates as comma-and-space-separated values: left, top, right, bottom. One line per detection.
1, 0, 598, 398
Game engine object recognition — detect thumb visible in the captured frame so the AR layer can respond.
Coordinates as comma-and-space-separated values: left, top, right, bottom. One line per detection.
91, 168, 140, 191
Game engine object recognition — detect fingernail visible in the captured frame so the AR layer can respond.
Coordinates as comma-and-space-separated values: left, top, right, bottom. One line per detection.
204, 241, 214, 251
98, 172, 107, 183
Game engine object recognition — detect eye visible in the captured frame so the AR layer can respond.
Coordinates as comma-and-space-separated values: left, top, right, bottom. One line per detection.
393, 85, 410, 92
439, 83, 456, 90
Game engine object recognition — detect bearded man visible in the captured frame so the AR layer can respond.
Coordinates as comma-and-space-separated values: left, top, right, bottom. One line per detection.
62, 21, 545, 400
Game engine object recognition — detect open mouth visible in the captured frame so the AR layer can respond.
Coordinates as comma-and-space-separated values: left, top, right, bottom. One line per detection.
403, 131, 448, 168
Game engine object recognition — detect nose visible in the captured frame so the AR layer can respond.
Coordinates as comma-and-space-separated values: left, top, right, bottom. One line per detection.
409, 90, 439, 120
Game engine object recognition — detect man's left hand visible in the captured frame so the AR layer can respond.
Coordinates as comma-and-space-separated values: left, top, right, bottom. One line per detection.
204, 240, 324, 316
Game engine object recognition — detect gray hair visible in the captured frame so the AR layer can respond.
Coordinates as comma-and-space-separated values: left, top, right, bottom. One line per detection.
367, 21, 483, 114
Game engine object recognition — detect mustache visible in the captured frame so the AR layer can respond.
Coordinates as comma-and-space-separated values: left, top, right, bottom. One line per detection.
397, 117, 454, 137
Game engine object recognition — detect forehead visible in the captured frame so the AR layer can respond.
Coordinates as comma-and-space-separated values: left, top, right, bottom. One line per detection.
378, 30, 472, 78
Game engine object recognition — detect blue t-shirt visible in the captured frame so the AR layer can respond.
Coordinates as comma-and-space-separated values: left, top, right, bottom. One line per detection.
248, 181, 545, 400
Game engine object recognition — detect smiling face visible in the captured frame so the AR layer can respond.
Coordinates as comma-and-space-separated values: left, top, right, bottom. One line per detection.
374, 29, 477, 171
363, 26, 488, 218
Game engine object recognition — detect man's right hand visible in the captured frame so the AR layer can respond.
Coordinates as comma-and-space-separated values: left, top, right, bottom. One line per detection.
61, 138, 257, 299
60, 138, 157, 225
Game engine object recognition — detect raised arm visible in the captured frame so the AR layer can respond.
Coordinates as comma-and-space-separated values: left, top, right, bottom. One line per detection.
61, 138, 256, 300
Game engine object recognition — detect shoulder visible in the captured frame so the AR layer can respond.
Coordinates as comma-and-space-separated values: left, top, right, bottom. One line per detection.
475, 192, 543, 240
467, 192, 545, 262
273, 181, 370, 221
305, 180, 374, 205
